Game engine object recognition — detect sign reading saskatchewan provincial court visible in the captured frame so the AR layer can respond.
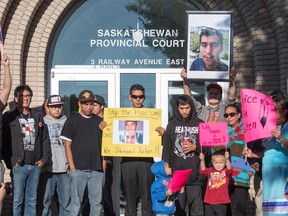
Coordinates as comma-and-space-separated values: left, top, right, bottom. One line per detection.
102, 108, 162, 157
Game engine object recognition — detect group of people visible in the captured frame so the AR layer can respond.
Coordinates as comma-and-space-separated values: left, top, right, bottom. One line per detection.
0, 56, 109, 216
0, 51, 286, 216
150, 68, 287, 216
0, 77, 163, 216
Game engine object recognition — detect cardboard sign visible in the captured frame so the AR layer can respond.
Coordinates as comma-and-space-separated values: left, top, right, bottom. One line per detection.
199, 122, 228, 146
102, 108, 162, 157
168, 169, 192, 192
241, 89, 276, 143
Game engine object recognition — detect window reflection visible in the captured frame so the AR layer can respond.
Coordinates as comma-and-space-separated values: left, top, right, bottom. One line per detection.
59, 81, 108, 116
120, 74, 156, 108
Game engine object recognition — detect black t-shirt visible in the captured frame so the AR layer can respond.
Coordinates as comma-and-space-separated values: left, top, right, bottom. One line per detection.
61, 112, 103, 171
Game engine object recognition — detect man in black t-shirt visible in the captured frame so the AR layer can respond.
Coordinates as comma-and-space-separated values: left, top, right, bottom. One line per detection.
61, 90, 104, 216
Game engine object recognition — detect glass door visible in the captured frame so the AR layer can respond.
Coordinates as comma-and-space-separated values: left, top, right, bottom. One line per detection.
160, 73, 207, 128
50, 67, 116, 116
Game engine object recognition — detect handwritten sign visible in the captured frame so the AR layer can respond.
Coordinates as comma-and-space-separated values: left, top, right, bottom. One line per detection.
241, 89, 276, 143
102, 108, 162, 157
199, 122, 228, 146
168, 169, 192, 192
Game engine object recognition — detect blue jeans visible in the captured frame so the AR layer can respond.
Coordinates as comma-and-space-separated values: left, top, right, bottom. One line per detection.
42, 172, 71, 216
70, 170, 104, 216
12, 164, 41, 216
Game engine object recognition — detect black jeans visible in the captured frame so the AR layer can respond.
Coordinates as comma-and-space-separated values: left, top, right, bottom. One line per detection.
205, 204, 227, 216
175, 185, 204, 216
121, 161, 154, 216
227, 185, 248, 216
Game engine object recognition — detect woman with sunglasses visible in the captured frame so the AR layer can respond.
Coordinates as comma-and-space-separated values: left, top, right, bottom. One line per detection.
212, 103, 259, 216
243, 92, 288, 215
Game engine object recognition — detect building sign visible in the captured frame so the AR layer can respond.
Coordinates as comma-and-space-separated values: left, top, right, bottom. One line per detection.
91, 28, 184, 48
50, 0, 199, 68
89, 26, 185, 68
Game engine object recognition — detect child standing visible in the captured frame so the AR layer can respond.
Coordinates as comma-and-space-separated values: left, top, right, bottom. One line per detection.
199, 150, 232, 216
151, 160, 182, 216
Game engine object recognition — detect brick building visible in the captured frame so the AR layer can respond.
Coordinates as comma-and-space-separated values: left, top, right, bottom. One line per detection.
0, 0, 287, 215
0, 0, 286, 107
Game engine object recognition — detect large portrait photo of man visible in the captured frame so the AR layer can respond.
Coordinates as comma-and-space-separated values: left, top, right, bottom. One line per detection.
186, 11, 233, 80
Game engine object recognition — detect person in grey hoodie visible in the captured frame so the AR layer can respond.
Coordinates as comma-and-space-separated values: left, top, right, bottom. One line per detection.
41, 95, 70, 216
180, 68, 237, 123
162, 94, 204, 216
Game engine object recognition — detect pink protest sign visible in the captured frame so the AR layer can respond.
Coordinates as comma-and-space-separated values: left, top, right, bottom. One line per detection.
241, 89, 276, 143
168, 169, 192, 192
199, 122, 228, 146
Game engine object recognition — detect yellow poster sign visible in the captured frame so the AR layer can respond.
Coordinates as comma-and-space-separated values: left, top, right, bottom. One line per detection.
102, 108, 162, 157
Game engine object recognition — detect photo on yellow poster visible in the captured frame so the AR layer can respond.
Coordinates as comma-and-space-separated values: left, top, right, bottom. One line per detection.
102, 108, 162, 157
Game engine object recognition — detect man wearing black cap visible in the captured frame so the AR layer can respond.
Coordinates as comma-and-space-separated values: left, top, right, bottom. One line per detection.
181, 68, 237, 122
92, 95, 116, 216
60, 90, 104, 216
41, 95, 70, 216
93, 94, 106, 118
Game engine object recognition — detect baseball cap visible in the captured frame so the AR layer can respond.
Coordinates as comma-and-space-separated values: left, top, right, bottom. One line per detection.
94, 95, 106, 106
207, 83, 222, 94
47, 95, 64, 106
78, 90, 95, 102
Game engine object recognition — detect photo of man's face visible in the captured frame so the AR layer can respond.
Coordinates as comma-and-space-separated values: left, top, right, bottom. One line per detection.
125, 131, 137, 144
113, 119, 148, 145
200, 34, 222, 70
186, 12, 232, 79
125, 121, 137, 131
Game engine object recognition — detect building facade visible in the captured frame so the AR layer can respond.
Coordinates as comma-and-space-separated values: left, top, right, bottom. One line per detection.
0, 0, 287, 117
1, 0, 286, 215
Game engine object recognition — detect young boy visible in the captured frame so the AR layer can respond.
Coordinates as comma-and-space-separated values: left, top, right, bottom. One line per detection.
151, 160, 182, 216
199, 150, 232, 216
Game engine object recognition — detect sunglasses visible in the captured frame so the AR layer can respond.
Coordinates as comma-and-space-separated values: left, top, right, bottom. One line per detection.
224, 112, 238, 118
131, 95, 145, 99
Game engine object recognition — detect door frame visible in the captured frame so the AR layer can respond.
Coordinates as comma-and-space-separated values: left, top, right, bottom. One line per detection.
50, 67, 182, 127
51, 66, 117, 108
